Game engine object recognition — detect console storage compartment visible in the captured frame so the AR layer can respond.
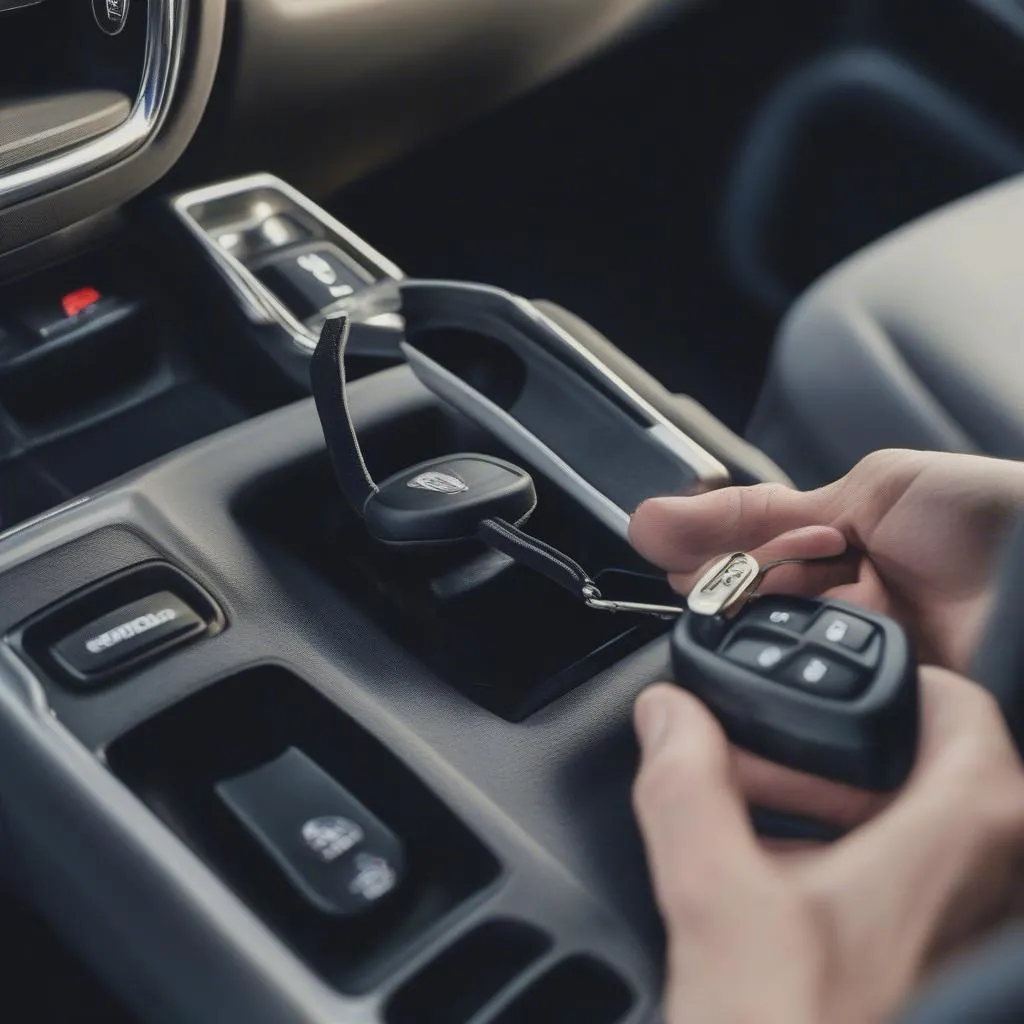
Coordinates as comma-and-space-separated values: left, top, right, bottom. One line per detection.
106, 665, 501, 995
234, 391, 671, 721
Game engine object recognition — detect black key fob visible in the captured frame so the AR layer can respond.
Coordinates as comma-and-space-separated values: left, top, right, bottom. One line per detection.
672, 596, 918, 790
363, 454, 536, 544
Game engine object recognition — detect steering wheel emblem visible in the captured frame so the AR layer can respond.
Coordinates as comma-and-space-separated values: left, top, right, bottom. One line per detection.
92, 0, 130, 35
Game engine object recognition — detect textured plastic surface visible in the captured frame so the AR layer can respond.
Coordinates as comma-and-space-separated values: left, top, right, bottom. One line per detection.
0, 91, 131, 173
672, 595, 918, 790
0, 366, 663, 1023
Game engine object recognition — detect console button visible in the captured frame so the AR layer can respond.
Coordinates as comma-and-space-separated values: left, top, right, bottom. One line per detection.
216, 747, 405, 917
807, 611, 876, 653
255, 243, 369, 319
51, 591, 204, 681
724, 634, 798, 672
781, 652, 866, 699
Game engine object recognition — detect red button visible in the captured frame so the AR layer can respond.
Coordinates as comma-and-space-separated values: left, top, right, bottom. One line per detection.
61, 286, 102, 318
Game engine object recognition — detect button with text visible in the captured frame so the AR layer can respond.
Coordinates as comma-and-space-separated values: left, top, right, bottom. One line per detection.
51, 591, 204, 680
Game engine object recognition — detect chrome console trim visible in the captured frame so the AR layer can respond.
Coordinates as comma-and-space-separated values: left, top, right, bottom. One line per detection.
170, 173, 405, 353
0, 0, 188, 210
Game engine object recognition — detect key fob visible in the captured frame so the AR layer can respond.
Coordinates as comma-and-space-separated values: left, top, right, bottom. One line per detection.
363, 454, 536, 544
672, 596, 918, 790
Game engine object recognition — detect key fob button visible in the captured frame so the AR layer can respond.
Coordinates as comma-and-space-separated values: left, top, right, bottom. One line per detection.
807, 611, 876, 652
724, 634, 798, 672
743, 601, 814, 634
782, 652, 866, 699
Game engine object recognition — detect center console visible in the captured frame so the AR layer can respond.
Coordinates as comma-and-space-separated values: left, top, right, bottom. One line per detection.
0, 174, 791, 1023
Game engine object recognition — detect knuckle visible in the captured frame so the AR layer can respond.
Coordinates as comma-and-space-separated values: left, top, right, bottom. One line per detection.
853, 448, 908, 475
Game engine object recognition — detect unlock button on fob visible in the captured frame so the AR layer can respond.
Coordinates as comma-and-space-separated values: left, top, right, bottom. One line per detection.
782, 653, 866, 700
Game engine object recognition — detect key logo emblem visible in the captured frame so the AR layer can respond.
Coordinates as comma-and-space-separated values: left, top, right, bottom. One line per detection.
407, 471, 468, 494
687, 552, 761, 617
92, 0, 130, 35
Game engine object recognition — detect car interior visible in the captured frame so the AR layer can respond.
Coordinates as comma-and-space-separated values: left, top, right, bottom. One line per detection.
3, 0, 1024, 1020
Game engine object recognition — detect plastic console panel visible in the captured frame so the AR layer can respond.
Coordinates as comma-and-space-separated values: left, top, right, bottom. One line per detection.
0, 365, 670, 1024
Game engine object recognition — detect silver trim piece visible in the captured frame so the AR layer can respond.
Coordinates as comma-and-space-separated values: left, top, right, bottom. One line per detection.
170, 173, 405, 352
687, 552, 761, 617
510, 292, 730, 491
0, 0, 187, 210
401, 342, 632, 539
0, 497, 90, 546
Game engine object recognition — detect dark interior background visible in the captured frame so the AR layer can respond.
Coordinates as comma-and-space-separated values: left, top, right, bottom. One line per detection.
332, 0, 1024, 432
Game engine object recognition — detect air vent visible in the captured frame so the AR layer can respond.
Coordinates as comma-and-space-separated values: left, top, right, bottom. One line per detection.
386, 920, 551, 1024
489, 955, 634, 1024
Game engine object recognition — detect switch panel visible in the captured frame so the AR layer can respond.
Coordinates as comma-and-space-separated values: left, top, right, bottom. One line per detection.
217, 747, 405, 917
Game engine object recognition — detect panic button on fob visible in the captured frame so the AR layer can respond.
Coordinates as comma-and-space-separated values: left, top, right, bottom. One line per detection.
51, 591, 204, 681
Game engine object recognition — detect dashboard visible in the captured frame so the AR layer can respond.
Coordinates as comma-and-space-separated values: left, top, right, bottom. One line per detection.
0, 0, 684, 265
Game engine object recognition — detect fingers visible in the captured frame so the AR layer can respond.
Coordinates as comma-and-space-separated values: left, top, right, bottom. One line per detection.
734, 749, 886, 829
630, 484, 830, 573
632, 685, 764, 912
799, 668, 1024, 996
666, 525, 853, 598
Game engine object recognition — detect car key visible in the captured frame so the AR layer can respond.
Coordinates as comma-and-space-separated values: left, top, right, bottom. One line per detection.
476, 520, 919, 790
672, 593, 919, 790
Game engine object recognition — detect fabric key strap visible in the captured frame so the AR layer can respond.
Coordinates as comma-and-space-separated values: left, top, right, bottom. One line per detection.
310, 313, 379, 515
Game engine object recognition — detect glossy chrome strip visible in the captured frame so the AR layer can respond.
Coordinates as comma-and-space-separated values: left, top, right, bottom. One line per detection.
0, 0, 188, 210
0, 497, 90, 545
170, 173, 405, 352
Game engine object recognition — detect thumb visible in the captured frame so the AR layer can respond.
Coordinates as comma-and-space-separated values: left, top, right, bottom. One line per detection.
632, 685, 763, 914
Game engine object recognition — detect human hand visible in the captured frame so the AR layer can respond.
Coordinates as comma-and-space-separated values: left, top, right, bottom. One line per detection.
632, 669, 1024, 1024
629, 450, 1024, 673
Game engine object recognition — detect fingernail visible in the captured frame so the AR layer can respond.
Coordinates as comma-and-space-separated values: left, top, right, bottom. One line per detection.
635, 688, 672, 755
